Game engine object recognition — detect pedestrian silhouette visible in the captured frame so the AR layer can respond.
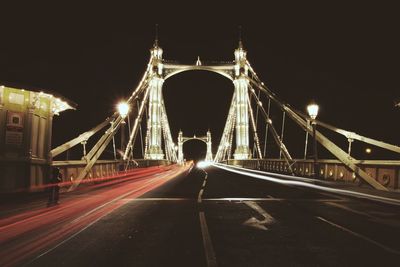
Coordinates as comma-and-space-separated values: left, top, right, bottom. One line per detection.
48, 167, 62, 206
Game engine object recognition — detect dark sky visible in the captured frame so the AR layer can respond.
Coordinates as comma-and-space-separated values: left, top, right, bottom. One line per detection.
1, 2, 399, 160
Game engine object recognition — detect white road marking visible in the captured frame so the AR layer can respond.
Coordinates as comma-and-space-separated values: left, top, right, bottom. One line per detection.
325, 202, 377, 219
198, 171, 208, 204
242, 201, 276, 231
198, 189, 204, 204
199, 211, 218, 267
197, 171, 217, 266
204, 197, 278, 201
325, 201, 400, 227
243, 217, 269, 231
119, 197, 345, 202
202, 198, 343, 202
122, 197, 191, 202
244, 201, 276, 225
316, 216, 400, 255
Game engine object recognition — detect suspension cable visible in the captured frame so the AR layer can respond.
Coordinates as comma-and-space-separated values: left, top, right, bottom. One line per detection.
279, 111, 286, 159
227, 112, 236, 160
252, 89, 261, 157
112, 135, 117, 160
263, 98, 271, 158
304, 119, 310, 159
247, 90, 263, 159
215, 92, 236, 162
123, 86, 151, 160
136, 99, 144, 157
248, 88, 294, 174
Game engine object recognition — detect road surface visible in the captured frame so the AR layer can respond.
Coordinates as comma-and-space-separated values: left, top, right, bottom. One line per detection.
2, 164, 400, 266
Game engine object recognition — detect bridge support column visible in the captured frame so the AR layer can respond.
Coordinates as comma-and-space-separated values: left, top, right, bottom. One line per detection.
178, 130, 184, 164
145, 44, 165, 160
233, 43, 250, 159
206, 130, 213, 162
146, 76, 164, 160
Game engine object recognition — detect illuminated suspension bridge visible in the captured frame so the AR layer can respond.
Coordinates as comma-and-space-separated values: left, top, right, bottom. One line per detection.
49, 37, 400, 191
1, 36, 400, 267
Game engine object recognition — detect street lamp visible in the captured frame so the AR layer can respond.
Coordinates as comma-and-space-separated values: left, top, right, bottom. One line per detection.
307, 103, 319, 178
117, 102, 129, 119
117, 102, 130, 157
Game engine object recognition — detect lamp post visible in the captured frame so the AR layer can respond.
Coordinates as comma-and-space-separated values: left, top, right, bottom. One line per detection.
307, 103, 319, 178
117, 102, 129, 158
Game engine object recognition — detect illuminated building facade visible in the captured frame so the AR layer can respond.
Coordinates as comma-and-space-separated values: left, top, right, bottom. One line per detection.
0, 85, 74, 192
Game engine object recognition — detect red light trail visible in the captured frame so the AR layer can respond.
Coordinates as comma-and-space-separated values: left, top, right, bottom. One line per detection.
0, 163, 192, 267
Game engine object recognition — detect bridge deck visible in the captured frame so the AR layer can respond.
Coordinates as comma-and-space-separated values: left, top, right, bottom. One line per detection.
1, 164, 399, 266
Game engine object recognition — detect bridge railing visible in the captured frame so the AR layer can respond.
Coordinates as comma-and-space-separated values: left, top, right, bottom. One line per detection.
53, 160, 124, 183
53, 159, 173, 184
224, 159, 400, 190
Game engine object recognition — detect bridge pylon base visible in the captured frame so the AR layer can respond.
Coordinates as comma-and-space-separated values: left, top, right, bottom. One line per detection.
234, 146, 250, 160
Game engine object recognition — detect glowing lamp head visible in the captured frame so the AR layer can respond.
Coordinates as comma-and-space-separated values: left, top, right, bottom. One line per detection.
307, 103, 319, 120
117, 102, 129, 119
365, 148, 372, 154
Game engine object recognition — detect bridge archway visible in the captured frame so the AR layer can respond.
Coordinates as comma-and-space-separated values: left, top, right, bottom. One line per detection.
163, 64, 234, 81
145, 44, 251, 161
163, 70, 232, 159
177, 130, 213, 163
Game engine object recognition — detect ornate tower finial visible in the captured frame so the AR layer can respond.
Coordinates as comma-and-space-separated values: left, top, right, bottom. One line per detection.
154, 24, 159, 47
238, 25, 243, 49
196, 56, 202, 66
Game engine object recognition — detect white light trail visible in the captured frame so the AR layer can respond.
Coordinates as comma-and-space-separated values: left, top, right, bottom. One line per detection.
213, 163, 400, 206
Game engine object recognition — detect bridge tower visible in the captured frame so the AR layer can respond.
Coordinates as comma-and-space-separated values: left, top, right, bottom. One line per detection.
205, 130, 213, 162
233, 41, 250, 159
177, 130, 213, 164
145, 42, 165, 160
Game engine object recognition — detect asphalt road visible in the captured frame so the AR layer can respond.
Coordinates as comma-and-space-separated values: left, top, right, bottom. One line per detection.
21, 166, 400, 266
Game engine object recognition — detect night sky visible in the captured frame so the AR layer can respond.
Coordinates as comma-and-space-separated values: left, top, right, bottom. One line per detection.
1, 2, 399, 160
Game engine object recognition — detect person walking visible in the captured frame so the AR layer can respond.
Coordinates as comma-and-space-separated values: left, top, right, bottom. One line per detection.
48, 167, 62, 206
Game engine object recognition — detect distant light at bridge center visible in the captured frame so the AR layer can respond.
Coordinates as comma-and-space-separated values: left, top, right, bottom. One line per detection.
197, 161, 212, 169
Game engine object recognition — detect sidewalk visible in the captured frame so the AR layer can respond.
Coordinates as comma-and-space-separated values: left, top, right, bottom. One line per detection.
0, 191, 50, 219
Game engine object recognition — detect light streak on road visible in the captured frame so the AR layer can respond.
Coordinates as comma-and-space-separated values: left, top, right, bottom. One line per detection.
213, 163, 400, 206
0, 164, 192, 267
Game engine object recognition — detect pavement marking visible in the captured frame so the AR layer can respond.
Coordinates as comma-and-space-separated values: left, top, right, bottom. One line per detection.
325, 202, 377, 219
198, 189, 205, 204
199, 211, 218, 267
198, 171, 208, 204
204, 197, 276, 201
325, 202, 400, 227
121, 197, 191, 202
244, 201, 276, 224
316, 216, 400, 255
201, 197, 343, 202
197, 171, 217, 266
242, 201, 276, 231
